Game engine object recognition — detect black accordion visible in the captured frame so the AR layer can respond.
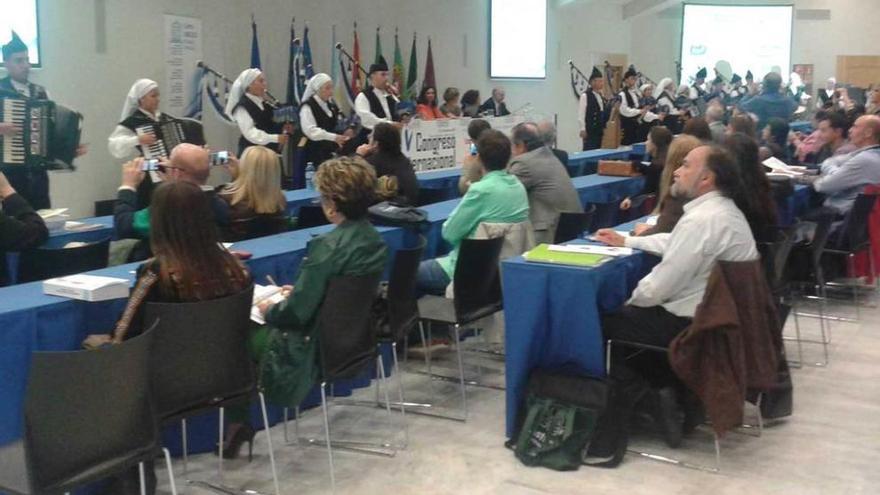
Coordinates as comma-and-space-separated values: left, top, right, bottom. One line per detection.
135, 117, 205, 160
1, 97, 83, 171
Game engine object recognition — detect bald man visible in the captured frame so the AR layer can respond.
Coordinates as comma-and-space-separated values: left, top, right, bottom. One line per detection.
113, 143, 231, 245
798, 115, 880, 217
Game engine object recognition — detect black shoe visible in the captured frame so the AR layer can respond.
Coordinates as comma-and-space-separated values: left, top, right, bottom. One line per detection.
218, 424, 256, 461
655, 387, 684, 449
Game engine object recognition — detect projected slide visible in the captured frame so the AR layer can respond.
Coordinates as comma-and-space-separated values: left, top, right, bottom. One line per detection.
490, 0, 547, 79
680, 4, 792, 84
1, 0, 40, 65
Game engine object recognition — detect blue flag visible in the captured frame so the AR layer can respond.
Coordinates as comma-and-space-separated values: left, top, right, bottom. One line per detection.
303, 26, 315, 80
250, 16, 261, 69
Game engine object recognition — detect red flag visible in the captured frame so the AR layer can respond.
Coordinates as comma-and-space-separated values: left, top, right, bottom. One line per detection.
422, 37, 436, 90
351, 23, 362, 94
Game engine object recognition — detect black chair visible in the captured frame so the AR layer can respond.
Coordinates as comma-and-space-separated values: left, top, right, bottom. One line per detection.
223, 214, 290, 242
787, 212, 837, 366
758, 225, 802, 367
554, 205, 597, 243
587, 201, 620, 232
309, 273, 390, 491
416, 237, 505, 421
295, 205, 330, 229
94, 199, 116, 217
416, 187, 449, 207
824, 193, 878, 316
17, 237, 111, 283
143, 285, 281, 495
0, 323, 179, 495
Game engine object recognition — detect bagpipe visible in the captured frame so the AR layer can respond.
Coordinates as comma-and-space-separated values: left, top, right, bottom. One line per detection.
196, 61, 298, 127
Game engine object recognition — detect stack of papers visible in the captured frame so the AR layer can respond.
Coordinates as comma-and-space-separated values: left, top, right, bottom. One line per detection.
523, 244, 608, 267
251, 284, 286, 324
64, 221, 103, 232
38, 208, 70, 232
549, 244, 634, 257
43, 274, 130, 302
763, 157, 805, 177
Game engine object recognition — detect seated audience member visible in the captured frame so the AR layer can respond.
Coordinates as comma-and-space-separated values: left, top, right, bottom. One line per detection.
791, 111, 828, 165
218, 145, 288, 241
0, 171, 48, 286
869, 86, 880, 116
739, 72, 798, 131
631, 135, 702, 236
479, 87, 511, 117
705, 104, 727, 144
83, 180, 251, 493
223, 157, 388, 455
416, 130, 529, 295
622, 126, 673, 213
593, 145, 758, 450
760, 117, 791, 163
508, 122, 582, 244
724, 133, 780, 242
356, 122, 419, 205
536, 120, 569, 168
727, 113, 758, 140
459, 118, 492, 194
796, 115, 880, 219
416, 85, 444, 120
114, 143, 230, 241
461, 89, 481, 118
682, 117, 712, 141
813, 111, 857, 165
440, 87, 462, 117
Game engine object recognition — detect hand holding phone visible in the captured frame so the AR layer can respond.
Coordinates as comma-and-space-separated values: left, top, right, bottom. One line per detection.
210, 151, 229, 166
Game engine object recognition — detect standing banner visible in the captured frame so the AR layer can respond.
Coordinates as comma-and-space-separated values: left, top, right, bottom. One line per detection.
164, 15, 203, 118
403, 115, 525, 172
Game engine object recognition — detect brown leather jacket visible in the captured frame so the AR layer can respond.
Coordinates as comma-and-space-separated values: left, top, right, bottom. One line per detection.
669, 260, 782, 436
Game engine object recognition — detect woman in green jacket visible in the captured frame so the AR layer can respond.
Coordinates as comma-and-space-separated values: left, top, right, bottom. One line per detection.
223, 156, 388, 458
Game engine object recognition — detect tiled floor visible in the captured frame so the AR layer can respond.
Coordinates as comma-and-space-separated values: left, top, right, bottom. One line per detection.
156, 293, 880, 495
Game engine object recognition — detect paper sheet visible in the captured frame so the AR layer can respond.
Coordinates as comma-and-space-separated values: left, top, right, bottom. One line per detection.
548, 244, 634, 257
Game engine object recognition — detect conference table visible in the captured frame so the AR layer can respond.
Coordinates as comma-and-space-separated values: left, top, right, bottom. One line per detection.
501, 217, 654, 438
0, 172, 645, 458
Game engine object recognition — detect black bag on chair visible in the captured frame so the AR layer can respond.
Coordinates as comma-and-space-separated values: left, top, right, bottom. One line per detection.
509, 369, 609, 471
368, 201, 428, 227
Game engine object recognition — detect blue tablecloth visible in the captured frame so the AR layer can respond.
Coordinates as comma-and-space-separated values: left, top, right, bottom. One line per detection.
778, 184, 813, 226
567, 147, 634, 176
501, 218, 654, 438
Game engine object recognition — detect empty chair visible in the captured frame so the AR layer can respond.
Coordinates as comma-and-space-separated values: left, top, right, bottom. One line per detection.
416, 187, 449, 207
223, 214, 290, 242
555, 205, 597, 243
416, 237, 505, 421
587, 201, 620, 232
17, 237, 111, 283
143, 285, 281, 495
824, 193, 879, 314
0, 323, 178, 495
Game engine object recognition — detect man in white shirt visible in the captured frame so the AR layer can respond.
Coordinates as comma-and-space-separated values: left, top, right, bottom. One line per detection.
592, 144, 758, 449
354, 57, 402, 144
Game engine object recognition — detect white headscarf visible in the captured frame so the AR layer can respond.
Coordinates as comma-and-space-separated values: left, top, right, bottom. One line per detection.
640, 83, 654, 97
656, 78, 674, 97
120, 79, 158, 120
225, 68, 262, 118
303, 73, 332, 102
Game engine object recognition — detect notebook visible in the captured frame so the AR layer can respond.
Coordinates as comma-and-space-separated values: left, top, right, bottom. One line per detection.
523, 244, 608, 267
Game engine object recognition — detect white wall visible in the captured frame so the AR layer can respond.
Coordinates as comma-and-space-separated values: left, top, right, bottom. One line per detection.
629, 0, 880, 90
3, 0, 630, 217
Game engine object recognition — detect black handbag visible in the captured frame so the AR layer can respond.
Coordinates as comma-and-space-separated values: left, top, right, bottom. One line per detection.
368, 201, 428, 227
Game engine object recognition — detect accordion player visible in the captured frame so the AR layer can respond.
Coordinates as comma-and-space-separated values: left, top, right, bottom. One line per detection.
0, 96, 83, 173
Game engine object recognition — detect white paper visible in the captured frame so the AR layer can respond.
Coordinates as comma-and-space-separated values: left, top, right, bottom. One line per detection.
645, 215, 659, 226
548, 244, 634, 257
762, 157, 803, 176
37, 208, 69, 219
64, 221, 103, 232
251, 284, 286, 325
220, 243, 234, 249
43, 274, 130, 302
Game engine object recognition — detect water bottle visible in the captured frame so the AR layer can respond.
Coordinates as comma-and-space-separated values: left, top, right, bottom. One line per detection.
305, 162, 316, 191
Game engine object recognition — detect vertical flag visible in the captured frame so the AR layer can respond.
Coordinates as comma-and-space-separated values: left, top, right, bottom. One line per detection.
374, 27, 383, 65
286, 18, 296, 104
303, 25, 315, 79
250, 15, 261, 69
423, 37, 436, 91
292, 39, 304, 105
405, 32, 418, 101
351, 22, 363, 94
332, 25, 353, 113
392, 28, 405, 95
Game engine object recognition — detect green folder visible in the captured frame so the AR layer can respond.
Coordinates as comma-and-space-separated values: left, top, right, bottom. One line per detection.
523, 244, 608, 267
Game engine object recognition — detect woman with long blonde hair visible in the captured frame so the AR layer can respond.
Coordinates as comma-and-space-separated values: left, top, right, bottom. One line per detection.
219, 145, 288, 240
633, 134, 702, 236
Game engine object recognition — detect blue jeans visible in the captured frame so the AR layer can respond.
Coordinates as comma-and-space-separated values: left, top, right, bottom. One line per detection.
416, 259, 451, 296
